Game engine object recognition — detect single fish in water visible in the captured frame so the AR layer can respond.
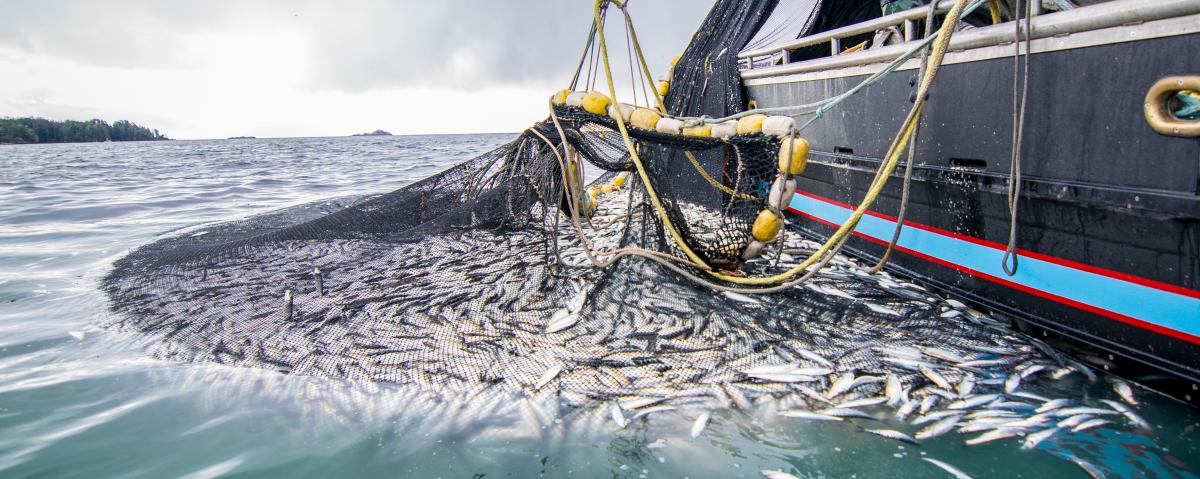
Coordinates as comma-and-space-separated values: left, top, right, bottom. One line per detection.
864, 428, 918, 444
761, 470, 801, 479
1099, 399, 1150, 430
1070, 457, 1107, 479
922, 458, 974, 479
1111, 380, 1138, 405
611, 403, 629, 429
691, 412, 710, 438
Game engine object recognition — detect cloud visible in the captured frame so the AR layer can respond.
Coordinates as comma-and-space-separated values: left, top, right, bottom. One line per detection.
0, 0, 714, 138
0, 1, 710, 90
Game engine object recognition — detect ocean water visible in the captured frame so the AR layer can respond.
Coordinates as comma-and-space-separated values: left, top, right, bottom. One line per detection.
0, 135, 1197, 479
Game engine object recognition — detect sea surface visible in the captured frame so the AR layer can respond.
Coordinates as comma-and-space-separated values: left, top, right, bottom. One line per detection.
0, 135, 1197, 478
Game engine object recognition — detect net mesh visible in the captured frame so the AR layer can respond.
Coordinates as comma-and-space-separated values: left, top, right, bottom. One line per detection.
102, 0, 1123, 440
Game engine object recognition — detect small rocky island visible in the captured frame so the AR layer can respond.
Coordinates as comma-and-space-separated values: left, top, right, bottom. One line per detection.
352, 129, 392, 137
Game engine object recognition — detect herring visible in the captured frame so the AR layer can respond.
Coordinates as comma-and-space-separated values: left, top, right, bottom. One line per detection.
779, 410, 842, 421
922, 458, 974, 479
1021, 427, 1059, 449
915, 415, 960, 440
920, 366, 953, 390
864, 428, 918, 444
535, 365, 562, 390
1099, 399, 1150, 430
691, 412, 710, 438
1111, 380, 1138, 405
545, 308, 579, 333
611, 402, 629, 429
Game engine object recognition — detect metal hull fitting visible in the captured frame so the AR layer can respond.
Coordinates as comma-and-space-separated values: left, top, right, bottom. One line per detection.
742, 4, 1200, 403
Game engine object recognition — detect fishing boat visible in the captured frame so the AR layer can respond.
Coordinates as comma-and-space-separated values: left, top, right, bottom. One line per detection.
738, 0, 1200, 403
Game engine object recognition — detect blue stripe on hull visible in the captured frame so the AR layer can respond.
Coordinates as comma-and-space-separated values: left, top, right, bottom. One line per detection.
788, 192, 1200, 342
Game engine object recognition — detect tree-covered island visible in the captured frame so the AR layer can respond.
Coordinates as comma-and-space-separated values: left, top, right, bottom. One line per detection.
0, 117, 169, 144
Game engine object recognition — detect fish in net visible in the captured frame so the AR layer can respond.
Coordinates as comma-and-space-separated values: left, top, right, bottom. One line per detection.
102, 0, 1153, 451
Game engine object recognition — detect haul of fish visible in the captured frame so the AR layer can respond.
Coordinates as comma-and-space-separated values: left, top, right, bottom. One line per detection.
105, 184, 1153, 478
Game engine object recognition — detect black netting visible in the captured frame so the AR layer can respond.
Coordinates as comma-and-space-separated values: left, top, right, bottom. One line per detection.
101, 0, 1122, 443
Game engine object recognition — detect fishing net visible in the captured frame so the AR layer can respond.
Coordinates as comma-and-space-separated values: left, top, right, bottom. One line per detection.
103, 0, 1146, 447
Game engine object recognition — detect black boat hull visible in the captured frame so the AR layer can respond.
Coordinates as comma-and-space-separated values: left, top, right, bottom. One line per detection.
745, 28, 1200, 402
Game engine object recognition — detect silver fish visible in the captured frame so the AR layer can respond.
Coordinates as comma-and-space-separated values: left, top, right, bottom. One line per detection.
1057, 414, 1094, 428
885, 374, 903, 405
947, 394, 998, 410
838, 397, 887, 409
619, 396, 666, 410
912, 410, 962, 426
535, 365, 562, 390
819, 407, 876, 420
779, 410, 842, 421
1070, 457, 1106, 479
1004, 373, 1021, 394
1019, 364, 1047, 379
864, 428, 918, 444
611, 403, 629, 429
691, 412, 710, 438
633, 405, 678, 419
965, 428, 1019, 445
545, 308, 579, 333
956, 373, 976, 397
761, 470, 802, 479
922, 458, 974, 479
865, 303, 900, 316
921, 366, 953, 390
923, 347, 966, 364
919, 395, 941, 414
896, 400, 919, 421
1098, 399, 1150, 430
793, 348, 833, 368
1111, 380, 1137, 405
1035, 399, 1072, 413
1011, 391, 1051, 403
1072, 418, 1109, 432
723, 291, 760, 304
1053, 407, 1119, 418
1021, 427, 1059, 449
916, 415, 961, 440
826, 372, 856, 399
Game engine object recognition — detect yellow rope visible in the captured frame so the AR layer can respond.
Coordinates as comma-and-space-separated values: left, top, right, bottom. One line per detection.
593, 0, 713, 270
988, 0, 1003, 24
590, 0, 968, 285
683, 150, 756, 200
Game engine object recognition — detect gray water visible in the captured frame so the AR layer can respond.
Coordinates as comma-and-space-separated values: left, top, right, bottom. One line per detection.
1, 136, 1197, 478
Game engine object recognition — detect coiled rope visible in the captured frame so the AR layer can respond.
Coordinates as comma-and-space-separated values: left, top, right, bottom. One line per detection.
577, 0, 975, 290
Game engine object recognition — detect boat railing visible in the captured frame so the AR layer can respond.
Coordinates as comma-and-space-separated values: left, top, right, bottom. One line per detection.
737, 0, 1200, 78
738, 0, 989, 69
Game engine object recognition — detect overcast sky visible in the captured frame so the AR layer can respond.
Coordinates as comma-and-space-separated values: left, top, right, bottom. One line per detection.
0, 1, 715, 139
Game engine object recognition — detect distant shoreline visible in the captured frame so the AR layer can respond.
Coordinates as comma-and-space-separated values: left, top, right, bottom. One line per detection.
0, 117, 168, 145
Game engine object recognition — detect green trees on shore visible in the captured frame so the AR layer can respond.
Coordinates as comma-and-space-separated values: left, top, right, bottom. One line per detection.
0, 118, 169, 144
